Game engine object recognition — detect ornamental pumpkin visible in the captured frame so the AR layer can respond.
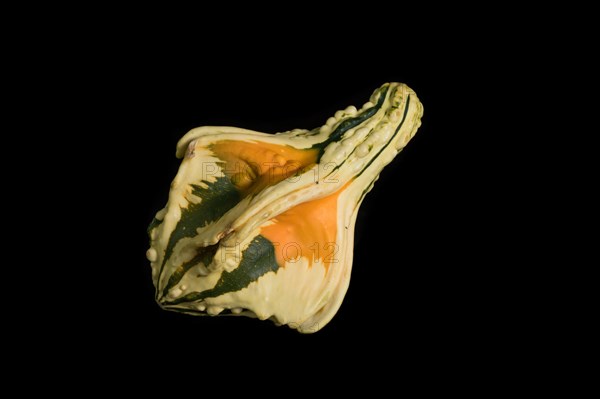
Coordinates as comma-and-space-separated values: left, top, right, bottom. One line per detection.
147, 82, 423, 332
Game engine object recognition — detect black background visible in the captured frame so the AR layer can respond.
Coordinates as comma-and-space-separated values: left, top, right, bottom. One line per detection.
92, 64, 491, 354
9, 5, 569, 388
48, 18, 512, 376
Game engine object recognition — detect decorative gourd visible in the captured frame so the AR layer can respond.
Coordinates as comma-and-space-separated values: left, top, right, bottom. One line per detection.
147, 82, 423, 333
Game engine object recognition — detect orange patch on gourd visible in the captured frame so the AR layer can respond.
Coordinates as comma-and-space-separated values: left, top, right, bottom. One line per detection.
210, 140, 318, 196
261, 187, 346, 272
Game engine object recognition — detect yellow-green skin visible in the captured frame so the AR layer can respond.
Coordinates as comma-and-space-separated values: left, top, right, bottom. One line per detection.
147, 83, 423, 333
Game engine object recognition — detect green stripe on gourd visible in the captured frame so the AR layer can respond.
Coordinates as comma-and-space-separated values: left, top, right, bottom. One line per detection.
312, 86, 389, 156
356, 94, 411, 178
165, 235, 278, 306
157, 176, 240, 288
